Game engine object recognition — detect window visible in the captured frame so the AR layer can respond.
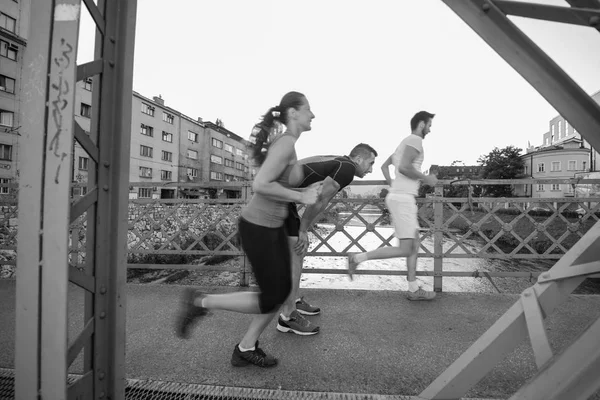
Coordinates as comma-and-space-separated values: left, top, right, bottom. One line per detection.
567, 184, 574, 194
210, 154, 222, 164
224, 174, 234, 181
551, 125, 555, 142
78, 156, 88, 170
224, 144, 234, 153
0, 13, 16, 33
0, 110, 14, 127
224, 158, 234, 167
140, 145, 153, 158
244, 166, 249, 173
537, 184, 544, 192
161, 150, 172, 162
141, 103, 155, 116
83, 78, 92, 91
162, 131, 173, 143
537, 163, 545, 173
139, 166, 152, 178
0, 40, 17, 61
0, 178, 10, 194
568, 160, 577, 171
551, 184, 561, 191
551, 161, 561, 172
162, 112, 174, 124
80, 103, 91, 118
186, 168, 198, 178
0, 144, 12, 161
236, 148, 244, 156
235, 162, 244, 171
559, 121, 564, 138
138, 188, 152, 198
210, 171, 223, 181
212, 138, 223, 149
188, 131, 198, 142
524, 166, 528, 175
140, 124, 153, 137
187, 149, 198, 159
0, 75, 15, 94
160, 170, 172, 180
583, 161, 587, 171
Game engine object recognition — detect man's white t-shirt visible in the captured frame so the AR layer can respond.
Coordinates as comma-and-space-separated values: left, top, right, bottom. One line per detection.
389, 134, 423, 197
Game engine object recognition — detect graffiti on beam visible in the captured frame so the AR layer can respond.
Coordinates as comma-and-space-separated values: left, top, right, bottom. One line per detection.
48, 38, 73, 184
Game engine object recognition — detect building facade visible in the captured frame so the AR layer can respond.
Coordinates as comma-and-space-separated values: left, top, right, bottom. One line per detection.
517, 90, 600, 199
71, 86, 253, 200
0, 0, 29, 194
516, 138, 590, 198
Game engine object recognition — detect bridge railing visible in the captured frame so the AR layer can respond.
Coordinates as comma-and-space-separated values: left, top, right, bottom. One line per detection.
1, 179, 599, 290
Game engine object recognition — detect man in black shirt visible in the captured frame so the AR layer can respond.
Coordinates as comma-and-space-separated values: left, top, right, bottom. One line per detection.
276, 143, 378, 335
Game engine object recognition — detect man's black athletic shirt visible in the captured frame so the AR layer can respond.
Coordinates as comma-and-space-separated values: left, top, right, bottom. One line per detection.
285, 155, 357, 236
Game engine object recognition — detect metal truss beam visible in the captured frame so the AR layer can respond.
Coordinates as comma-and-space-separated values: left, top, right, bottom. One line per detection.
421, 2, 600, 398
14, 0, 53, 397
441, 0, 600, 154
509, 316, 600, 400
493, 0, 600, 26
420, 222, 600, 399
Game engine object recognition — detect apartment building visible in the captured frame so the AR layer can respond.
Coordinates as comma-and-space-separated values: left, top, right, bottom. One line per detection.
202, 121, 253, 199
0, 0, 29, 194
72, 78, 93, 196
71, 85, 252, 200
130, 93, 182, 199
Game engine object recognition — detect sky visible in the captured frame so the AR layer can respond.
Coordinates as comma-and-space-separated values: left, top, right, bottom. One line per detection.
77, 0, 600, 180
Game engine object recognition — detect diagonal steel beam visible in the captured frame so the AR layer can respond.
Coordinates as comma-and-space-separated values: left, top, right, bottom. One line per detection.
508, 316, 600, 400
442, 0, 600, 154
420, 220, 600, 399
493, 0, 600, 26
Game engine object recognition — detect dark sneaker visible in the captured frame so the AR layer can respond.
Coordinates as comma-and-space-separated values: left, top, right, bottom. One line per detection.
347, 254, 359, 281
231, 341, 278, 368
277, 310, 319, 335
407, 287, 436, 301
175, 287, 208, 339
296, 296, 320, 316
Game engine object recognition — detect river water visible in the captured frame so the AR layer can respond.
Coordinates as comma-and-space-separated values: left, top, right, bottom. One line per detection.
301, 223, 599, 295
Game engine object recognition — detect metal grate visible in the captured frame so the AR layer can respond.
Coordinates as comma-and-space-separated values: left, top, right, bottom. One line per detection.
0, 368, 497, 400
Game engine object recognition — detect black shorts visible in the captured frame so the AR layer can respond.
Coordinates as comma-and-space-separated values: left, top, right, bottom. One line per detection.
238, 217, 292, 313
283, 203, 301, 237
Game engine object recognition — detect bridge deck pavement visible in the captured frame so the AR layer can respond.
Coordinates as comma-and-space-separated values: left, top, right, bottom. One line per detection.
1, 280, 599, 399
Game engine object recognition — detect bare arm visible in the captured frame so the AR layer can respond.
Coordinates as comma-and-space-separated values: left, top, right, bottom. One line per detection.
252, 136, 304, 203
397, 146, 427, 181
381, 155, 393, 186
299, 177, 340, 232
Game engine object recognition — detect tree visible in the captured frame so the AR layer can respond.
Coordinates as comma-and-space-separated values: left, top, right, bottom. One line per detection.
477, 145, 525, 197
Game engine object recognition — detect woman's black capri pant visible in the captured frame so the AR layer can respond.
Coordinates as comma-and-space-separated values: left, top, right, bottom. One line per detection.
238, 217, 292, 313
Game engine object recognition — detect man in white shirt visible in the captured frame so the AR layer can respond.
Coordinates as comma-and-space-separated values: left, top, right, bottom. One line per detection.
347, 111, 438, 301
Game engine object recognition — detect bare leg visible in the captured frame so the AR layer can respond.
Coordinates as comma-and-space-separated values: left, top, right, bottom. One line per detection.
359, 242, 413, 261
198, 292, 261, 314
406, 233, 419, 283
281, 237, 302, 317
347, 238, 413, 280
239, 311, 278, 349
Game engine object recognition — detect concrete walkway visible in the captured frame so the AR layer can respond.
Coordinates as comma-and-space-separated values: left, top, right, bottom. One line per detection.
1, 280, 600, 399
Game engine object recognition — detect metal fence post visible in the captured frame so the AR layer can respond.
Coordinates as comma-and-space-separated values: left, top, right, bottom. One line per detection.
433, 185, 444, 292
239, 182, 250, 286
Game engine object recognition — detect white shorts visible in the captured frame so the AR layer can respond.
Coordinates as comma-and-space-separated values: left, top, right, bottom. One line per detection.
385, 193, 419, 239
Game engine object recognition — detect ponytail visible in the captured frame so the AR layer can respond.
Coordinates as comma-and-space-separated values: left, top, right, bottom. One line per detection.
249, 106, 284, 166
249, 91, 306, 166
